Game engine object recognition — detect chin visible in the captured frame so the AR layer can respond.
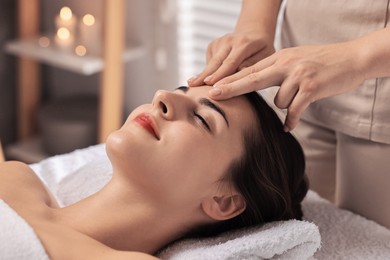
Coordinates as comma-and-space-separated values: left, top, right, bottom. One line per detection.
105, 129, 148, 173
105, 129, 132, 164
105, 130, 120, 162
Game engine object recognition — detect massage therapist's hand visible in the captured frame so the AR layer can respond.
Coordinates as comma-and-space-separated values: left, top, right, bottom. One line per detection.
209, 42, 367, 131
187, 29, 276, 87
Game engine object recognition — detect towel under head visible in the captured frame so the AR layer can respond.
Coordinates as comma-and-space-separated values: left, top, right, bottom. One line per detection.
157, 220, 321, 260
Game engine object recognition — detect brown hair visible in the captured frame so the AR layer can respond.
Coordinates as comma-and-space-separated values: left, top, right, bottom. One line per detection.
189, 91, 308, 237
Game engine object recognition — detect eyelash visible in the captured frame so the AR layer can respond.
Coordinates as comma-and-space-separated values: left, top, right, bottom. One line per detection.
194, 112, 211, 132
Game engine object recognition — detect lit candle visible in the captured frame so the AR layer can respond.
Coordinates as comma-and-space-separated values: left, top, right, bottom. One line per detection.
79, 14, 102, 56
75, 45, 87, 56
55, 6, 77, 51
55, 27, 74, 51
55, 6, 77, 35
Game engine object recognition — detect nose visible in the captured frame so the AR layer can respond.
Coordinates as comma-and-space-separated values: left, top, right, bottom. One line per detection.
152, 90, 189, 120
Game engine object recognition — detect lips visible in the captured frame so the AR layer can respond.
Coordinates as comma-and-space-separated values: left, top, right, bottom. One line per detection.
133, 113, 160, 140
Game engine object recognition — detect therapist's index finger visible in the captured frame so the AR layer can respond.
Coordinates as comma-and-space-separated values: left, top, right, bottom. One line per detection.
210, 66, 283, 100
188, 46, 232, 87
188, 62, 221, 87
208, 65, 255, 99
205, 48, 253, 85
209, 82, 253, 100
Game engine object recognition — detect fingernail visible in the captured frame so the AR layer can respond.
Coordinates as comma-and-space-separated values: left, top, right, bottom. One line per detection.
283, 125, 289, 132
209, 87, 221, 97
187, 75, 198, 82
204, 75, 214, 83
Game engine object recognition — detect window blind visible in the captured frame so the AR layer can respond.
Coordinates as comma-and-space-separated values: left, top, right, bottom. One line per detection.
176, 0, 242, 84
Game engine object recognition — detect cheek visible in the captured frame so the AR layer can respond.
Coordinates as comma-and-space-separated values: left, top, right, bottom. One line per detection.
157, 126, 231, 189
162, 125, 213, 167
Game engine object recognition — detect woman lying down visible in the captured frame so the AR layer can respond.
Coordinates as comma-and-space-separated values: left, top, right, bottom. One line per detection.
0, 86, 308, 259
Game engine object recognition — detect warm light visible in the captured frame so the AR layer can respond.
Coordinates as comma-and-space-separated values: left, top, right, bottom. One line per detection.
60, 6, 73, 21
57, 27, 70, 40
38, 36, 50, 47
75, 45, 87, 56
83, 14, 95, 26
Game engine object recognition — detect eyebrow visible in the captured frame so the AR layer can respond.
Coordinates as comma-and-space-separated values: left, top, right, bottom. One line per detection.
199, 98, 229, 127
176, 86, 189, 93
175, 86, 230, 127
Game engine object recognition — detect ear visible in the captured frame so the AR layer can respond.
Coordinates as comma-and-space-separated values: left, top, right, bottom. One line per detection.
201, 194, 246, 221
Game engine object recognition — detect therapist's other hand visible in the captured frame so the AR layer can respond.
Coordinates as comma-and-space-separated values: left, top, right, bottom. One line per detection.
210, 42, 365, 131
187, 30, 275, 87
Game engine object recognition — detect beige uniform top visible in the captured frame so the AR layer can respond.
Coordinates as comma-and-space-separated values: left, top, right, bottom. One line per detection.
280, 0, 390, 144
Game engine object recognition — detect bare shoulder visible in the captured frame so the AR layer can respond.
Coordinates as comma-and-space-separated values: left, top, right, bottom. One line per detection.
0, 161, 37, 190
0, 161, 58, 208
0, 161, 40, 183
0, 160, 33, 172
36, 222, 160, 260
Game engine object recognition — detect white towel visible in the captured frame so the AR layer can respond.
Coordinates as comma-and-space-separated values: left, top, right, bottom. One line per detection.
303, 191, 390, 259
31, 144, 110, 207
157, 220, 321, 260
0, 200, 49, 260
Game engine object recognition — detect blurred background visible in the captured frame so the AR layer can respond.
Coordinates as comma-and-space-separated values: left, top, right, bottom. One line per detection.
0, 0, 242, 163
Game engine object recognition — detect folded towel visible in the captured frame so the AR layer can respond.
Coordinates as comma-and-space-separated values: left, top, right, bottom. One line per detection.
303, 191, 390, 259
157, 220, 321, 260
0, 200, 49, 260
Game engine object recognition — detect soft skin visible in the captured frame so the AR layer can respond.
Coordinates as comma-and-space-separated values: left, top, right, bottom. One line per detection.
106, 86, 254, 213
0, 86, 255, 259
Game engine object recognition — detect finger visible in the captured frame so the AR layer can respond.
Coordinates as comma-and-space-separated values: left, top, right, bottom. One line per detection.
188, 46, 231, 87
274, 76, 299, 109
187, 44, 214, 87
204, 41, 270, 85
283, 90, 311, 131
238, 49, 274, 71
209, 65, 284, 100
214, 53, 276, 86
206, 42, 213, 63
204, 47, 251, 85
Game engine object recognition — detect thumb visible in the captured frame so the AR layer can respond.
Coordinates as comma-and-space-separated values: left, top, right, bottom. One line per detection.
283, 93, 310, 131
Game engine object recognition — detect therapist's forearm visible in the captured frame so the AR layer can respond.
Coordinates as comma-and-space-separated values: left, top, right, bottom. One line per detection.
354, 27, 390, 80
235, 0, 283, 42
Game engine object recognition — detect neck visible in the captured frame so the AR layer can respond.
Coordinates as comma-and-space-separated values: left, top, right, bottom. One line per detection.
53, 175, 194, 254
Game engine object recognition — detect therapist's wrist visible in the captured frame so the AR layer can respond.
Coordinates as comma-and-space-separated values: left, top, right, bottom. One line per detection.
233, 26, 275, 48
235, 0, 281, 43
344, 40, 369, 82
352, 28, 390, 80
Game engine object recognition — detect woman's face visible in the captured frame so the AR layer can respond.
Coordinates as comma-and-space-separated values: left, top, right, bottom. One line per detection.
106, 86, 255, 207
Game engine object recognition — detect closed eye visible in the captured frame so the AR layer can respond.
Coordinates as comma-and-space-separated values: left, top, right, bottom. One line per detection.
194, 112, 211, 132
